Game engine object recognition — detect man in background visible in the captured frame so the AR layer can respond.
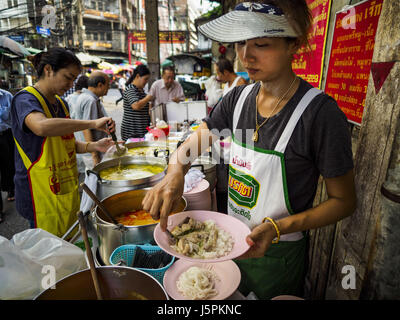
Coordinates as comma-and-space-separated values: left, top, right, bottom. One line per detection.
216, 58, 247, 96
74, 71, 110, 169
0, 81, 15, 223
115, 73, 127, 106
132, 66, 185, 109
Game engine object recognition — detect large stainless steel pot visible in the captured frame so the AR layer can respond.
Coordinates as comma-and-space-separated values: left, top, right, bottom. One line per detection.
150, 103, 166, 125
93, 189, 186, 265
35, 266, 168, 300
124, 140, 173, 160
89, 156, 167, 200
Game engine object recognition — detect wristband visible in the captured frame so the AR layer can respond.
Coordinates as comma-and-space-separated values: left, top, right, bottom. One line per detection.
85, 142, 91, 153
262, 217, 280, 244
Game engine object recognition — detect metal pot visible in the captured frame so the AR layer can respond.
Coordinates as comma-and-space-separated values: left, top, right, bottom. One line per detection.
191, 154, 217, 191
124, 140, 172, 161
150, 103, 166, 125
88, 156, 167, 200
93, 189, 187, 265
35, 266, 168, 300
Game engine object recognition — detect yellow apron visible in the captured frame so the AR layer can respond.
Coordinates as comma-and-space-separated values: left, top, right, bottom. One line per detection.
14, 86, 80, 237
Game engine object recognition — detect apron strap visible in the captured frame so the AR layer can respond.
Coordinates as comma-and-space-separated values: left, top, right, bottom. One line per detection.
56, 95, 69, 117
14, 137, 32, 169
13, 86, 53, 169
22, 86, 53, 118
274, 88, 321, 153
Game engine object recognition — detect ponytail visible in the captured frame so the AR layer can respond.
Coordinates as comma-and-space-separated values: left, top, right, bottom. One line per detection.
126, 65, 150, 85
28, 47, 82, 78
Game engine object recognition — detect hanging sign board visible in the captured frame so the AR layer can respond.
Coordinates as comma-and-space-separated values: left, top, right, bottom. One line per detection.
36, 26, 50, 37
292, 0, 332, 89
324, 0, 383, 125
129, 31, 187, 44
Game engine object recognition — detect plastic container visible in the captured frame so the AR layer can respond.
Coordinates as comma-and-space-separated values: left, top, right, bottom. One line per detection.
109, 244, 174, 284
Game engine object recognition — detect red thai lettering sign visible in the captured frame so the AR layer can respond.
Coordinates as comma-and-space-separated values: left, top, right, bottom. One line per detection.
292, 0, 331, 88
324, 0, 383, 125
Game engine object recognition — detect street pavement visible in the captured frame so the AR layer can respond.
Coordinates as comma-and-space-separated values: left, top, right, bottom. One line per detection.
0, 89, 124, 239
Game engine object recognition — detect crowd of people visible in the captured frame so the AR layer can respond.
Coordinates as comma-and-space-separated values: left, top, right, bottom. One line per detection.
0, 49, 191, 227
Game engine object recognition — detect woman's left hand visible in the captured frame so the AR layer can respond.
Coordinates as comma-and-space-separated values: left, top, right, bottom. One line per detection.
94, 137, 114, 153
237, 221, 278, 259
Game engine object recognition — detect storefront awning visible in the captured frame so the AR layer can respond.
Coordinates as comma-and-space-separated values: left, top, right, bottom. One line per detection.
76, 52, 103, 65
26, 47, 42, 55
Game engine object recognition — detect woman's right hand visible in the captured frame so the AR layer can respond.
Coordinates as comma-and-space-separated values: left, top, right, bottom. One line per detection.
142, 171, 185, 231
92, 117, 113, 132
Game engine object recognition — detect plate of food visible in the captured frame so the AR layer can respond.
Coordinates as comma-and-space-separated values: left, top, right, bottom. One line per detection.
153, 210, 251, 263
163, 259, 241, 300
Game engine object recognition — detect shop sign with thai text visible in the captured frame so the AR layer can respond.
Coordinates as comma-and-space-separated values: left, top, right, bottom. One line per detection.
128, 31, 187, 44
324, 0, 383, 125
292, 0, 332, 89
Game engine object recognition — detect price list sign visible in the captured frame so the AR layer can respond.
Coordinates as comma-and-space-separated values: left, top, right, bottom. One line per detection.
324, 0, 383, 125
292, 0, 332, 89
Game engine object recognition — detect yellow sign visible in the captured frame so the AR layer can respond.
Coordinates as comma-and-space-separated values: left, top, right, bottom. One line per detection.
83, 40, 112, 49
84, 9, 119, 20
128, 31, 187, 44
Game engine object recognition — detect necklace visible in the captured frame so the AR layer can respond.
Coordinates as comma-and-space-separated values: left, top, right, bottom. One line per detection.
33, 84, 59, 116
252, 75, 298, 142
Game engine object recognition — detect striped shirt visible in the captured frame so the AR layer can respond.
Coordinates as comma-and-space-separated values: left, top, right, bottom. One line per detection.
121, 84, 150, 140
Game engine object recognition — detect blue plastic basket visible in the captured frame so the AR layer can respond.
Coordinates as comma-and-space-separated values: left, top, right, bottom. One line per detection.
109, 244, 174, 284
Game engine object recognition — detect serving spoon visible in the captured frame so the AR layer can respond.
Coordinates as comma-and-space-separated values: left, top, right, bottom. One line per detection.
107, 122, 127, 156
80, 183, 126, 231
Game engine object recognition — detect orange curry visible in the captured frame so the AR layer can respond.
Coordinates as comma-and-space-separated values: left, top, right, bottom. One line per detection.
116, 210, 159, 226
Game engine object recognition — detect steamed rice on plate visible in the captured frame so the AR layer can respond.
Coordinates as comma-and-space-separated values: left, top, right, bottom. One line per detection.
170, 218, 234, 259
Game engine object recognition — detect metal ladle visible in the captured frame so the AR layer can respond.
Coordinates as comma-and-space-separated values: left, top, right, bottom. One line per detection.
107, 123, 127, 156
79, 183, 126, 231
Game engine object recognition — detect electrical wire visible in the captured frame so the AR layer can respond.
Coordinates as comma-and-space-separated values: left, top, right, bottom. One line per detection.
0, 2, 74, 35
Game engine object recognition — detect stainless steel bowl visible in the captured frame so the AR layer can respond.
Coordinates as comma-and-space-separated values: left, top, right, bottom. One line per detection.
94, 188, 186, 265
35, 266, 168, 300
89, 156, 167, 200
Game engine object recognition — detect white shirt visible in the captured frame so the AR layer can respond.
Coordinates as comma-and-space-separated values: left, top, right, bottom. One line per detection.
118, 77, 126, 90
223, 76, 242, 97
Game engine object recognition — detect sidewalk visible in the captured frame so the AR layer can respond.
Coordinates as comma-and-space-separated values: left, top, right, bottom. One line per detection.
0, 89, 124, 240
103, 88, 124, 140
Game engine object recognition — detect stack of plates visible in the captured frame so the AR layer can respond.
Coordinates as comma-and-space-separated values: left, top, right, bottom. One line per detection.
183, 179, 211, 211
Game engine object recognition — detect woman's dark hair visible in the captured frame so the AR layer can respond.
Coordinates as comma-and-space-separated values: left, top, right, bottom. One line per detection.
216, 58, 234, 74
75, 75, 89, 91
255, 0, 312, 50
126, 65, 150, 85
28, 47, 82, 78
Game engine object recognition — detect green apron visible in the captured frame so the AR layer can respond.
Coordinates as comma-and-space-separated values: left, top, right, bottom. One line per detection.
227, 84, 321, 299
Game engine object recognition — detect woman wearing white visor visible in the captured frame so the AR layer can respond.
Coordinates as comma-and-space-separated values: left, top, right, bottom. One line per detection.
143, 0, 356, 299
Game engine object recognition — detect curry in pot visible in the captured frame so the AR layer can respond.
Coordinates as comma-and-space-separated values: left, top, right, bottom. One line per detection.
116, 209, 159, 226
99, 163, 164, 181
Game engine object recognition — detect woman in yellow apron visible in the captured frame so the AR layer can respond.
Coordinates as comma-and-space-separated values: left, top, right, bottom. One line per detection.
11, 48, 115, 238
142, 1, 357, 299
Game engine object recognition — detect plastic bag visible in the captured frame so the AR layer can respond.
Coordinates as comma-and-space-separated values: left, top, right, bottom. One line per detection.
204, 75, 223, 108
0, 236, 43, 300
184, 168, 205, 192
80, 171, 98, 213
0, 229, 87, 300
